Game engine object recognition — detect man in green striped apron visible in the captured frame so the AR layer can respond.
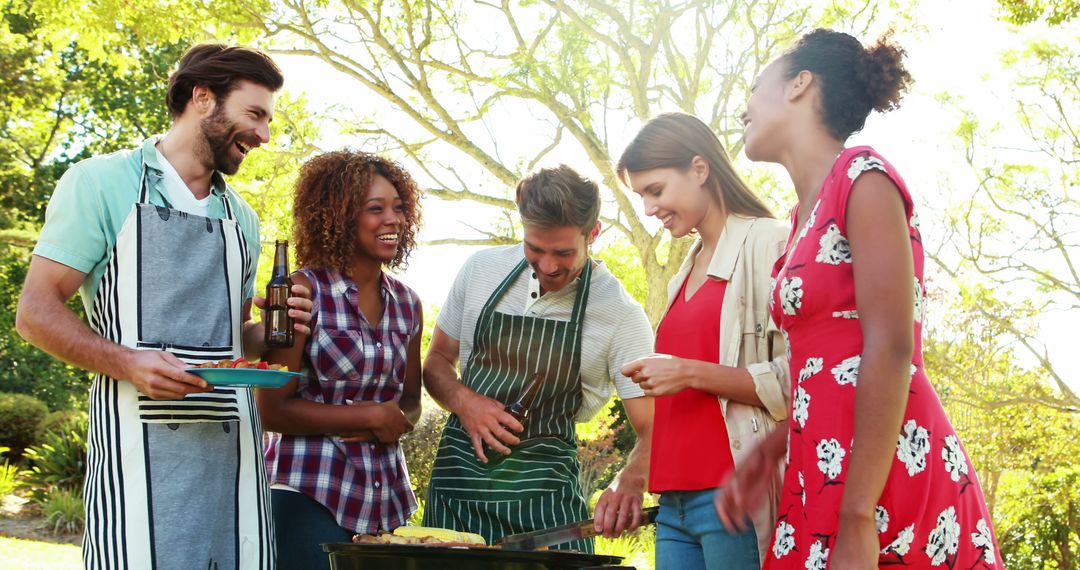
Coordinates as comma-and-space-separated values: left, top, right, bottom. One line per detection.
424, 165, 656, 552
16, 44, 312, 569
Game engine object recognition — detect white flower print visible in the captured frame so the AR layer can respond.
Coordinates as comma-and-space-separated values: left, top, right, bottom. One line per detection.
972, 518, 996, 564
781, 276, 805, 315
882, 524, 916, 556
782, 329, 792, 364
875, 506, 890, 534
799, 357, 824, 383
911, 363, 918, 378
910, 210, 921, 233
896, 419, 932, 476
831, 355, 861, 387
914, 276, 925, 323
805, 540, 830, 570
773, 521, 796, 559
942, 435, 969, 482
815, 224, 853, 265
847, 155, 887, 181
769, 277, 777, 312
816, 438, 846, 481
793, 387, 811, 429
925, 506, 961, 566
832, 310, 859, 319
798, 471, 806, 507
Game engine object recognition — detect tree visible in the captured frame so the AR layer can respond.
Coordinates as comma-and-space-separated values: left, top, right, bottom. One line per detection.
998, 0, 1078, 25
0, 3, 324, 408
928, 38, 1080, 412
47, 0, 901, 322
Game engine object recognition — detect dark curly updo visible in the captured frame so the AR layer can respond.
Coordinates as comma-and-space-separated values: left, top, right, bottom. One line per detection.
292, 150, 422, 271
783, 29, 913, 140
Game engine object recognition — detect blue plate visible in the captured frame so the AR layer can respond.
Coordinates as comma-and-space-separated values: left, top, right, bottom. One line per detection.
186, 367, 303, 388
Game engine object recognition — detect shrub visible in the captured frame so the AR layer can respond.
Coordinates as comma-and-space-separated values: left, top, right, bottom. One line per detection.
43, 487, 84, 535
0, 446, 17, 497
596, 524, 655, 570
0, 392, 49, 458
0, 246, 93, 412
36, 410, 85, 442
400, 398, 448, 503
21, 414, 88, 504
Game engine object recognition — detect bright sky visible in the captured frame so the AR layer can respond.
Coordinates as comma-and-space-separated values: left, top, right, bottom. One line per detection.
275, 0, 1078, 391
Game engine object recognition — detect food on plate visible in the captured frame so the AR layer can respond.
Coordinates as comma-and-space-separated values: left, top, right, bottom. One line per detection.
195, 358, 289, 372
352, 526, 487, 547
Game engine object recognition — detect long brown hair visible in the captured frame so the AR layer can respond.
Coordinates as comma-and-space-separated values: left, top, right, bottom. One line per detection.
617, 112, 773, 219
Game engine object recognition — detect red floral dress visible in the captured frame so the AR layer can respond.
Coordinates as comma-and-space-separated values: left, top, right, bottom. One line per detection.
765, 147, 1003, 569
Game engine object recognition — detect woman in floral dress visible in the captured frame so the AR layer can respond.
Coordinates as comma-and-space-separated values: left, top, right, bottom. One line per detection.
715, 29, 1003, 569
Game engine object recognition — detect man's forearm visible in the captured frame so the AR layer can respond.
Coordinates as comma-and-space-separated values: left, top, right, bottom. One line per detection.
618, 428, 651, 485
16, 291, 132, 380
423, 353, 470, 414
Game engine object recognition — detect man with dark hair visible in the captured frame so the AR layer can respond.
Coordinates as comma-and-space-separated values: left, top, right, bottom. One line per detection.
16, 43, 309, 570
423, 164, 656, 551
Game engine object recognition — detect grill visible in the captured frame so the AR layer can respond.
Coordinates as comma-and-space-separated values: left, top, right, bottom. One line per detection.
322, 542, 634, 569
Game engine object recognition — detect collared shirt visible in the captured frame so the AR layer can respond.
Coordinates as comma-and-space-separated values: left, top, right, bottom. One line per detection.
437, 245, 652, 422
263, 268, 420, 533
34, 137, 261, 316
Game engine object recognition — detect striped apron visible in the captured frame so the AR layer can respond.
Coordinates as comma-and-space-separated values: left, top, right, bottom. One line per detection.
424, 258, 594, 553
82, 166, 273, 569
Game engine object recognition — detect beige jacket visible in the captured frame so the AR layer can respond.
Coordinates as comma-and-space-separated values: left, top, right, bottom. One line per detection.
663, 214, 790, 562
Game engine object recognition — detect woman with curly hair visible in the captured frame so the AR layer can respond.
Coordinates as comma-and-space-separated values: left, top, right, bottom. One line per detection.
715, 29, 1002, 569
259, 150, 424, 569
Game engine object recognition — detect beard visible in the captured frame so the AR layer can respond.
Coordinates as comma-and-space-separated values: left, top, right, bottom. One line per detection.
198, 106, 243, 175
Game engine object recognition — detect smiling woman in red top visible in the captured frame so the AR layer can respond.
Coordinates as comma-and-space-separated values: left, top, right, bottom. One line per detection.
618, 113, 790, 569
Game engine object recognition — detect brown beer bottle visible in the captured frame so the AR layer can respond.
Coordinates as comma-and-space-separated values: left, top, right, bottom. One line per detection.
505, 371, 545, 424
264, 240, 294, 348
482, 372, 545, 462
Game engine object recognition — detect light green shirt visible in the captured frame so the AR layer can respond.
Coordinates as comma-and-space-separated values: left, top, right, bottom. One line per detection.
33, 137, 262, 316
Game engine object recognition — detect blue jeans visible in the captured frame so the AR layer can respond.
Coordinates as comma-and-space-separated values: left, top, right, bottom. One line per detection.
655, 489, 759, 570
271, 489, 354, 570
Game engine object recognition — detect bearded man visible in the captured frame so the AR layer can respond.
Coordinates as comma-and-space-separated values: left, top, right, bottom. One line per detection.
16, 44, 312, 570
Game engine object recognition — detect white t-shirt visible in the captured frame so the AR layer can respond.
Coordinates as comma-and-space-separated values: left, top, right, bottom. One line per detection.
154, 143, 212, 217
437, 244, 653, 422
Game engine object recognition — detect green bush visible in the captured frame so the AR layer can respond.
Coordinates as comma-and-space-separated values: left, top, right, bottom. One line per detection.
400, 400, 447, 503
0, 392, 49, 458
0, 245, 93, 412
0, 446, 17, 497
36, 410, 85, 442
43, 487, 84, 535
20, 414, 88, 504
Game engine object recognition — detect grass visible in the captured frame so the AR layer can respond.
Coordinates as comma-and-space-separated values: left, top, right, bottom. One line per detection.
0, 536, 82, 570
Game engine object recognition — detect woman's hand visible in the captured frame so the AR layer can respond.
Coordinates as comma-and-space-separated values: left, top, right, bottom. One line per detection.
714, 421, 787, 532
829, 511, 880, 569
620, 354, 692, 397
370, 400, 414, 443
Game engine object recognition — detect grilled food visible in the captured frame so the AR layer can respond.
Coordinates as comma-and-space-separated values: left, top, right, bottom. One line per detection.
353, 526, 487, 547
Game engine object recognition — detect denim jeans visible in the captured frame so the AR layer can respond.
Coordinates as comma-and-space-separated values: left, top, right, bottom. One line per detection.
655, 489, 759, 570
271, 489, 354, 570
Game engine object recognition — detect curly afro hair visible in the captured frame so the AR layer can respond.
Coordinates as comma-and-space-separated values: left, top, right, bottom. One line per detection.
292, 150, 422, 271
783, 29, 913, 141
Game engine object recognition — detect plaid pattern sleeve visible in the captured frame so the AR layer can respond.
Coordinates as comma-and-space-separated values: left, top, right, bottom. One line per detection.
263, 268, 420, 534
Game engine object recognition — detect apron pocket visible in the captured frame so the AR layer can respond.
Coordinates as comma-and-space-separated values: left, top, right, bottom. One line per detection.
135, 342, 241, 423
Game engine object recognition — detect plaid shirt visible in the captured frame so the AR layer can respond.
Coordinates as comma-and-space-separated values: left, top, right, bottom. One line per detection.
264, 268, 420, 533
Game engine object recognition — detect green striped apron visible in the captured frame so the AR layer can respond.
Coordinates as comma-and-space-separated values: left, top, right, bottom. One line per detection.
424, 258, 594, 552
